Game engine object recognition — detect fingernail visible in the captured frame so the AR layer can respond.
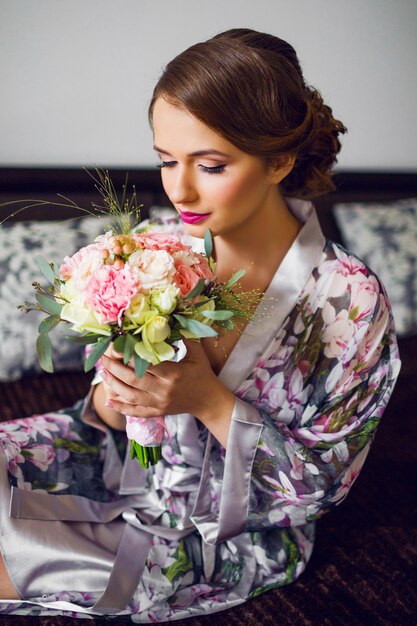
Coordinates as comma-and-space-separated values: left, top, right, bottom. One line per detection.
105, 400, 113, 408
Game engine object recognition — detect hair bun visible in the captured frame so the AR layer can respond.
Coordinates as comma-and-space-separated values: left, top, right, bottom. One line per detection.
282, 86, 347, 198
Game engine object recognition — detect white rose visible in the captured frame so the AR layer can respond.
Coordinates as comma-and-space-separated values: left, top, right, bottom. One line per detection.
150, 285, 180, 314
124, 293, 150, 326
128, 249, 175, 293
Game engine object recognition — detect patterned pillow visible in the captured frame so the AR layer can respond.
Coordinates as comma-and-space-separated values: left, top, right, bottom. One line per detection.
0, 216, 105, 381
333, 198, 417, 337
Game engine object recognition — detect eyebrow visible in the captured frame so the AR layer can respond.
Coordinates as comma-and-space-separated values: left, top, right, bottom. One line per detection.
153, 145, 231, 158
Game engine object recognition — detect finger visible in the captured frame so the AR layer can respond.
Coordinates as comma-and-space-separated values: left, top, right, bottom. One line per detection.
101, 366, 154, 406
104, 397, 162, 418
102, 355, 144, 388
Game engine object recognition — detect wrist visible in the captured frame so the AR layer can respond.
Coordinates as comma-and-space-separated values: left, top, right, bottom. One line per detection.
194, 378, 235, 429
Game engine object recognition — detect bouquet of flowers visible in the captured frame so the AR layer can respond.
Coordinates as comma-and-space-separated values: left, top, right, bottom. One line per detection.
17, 170, 261, 468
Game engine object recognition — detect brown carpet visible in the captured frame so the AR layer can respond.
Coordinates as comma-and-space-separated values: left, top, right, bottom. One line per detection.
1, 336, 416, 625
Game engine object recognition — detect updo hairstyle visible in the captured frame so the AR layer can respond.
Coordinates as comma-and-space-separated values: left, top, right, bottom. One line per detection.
148, 28, 347, 199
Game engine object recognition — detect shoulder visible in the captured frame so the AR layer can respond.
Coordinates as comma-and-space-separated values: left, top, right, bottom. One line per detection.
300, 238, 399, 368
306, 239, 391, 315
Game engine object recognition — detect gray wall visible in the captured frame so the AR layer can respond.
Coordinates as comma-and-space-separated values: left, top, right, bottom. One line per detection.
1, 0, 416, 171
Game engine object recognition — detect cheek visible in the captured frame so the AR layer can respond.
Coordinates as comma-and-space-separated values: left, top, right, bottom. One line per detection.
214, 172, 261, 206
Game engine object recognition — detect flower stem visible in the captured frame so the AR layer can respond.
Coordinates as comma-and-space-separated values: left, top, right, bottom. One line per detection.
129, 442, 162, 468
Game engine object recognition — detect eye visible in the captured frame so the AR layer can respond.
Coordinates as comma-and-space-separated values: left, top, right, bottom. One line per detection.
156, 161, 175, 169
199, 164, 226, 174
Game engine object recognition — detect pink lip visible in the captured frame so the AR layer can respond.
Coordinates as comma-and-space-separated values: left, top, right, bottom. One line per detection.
178, 210, 211, 224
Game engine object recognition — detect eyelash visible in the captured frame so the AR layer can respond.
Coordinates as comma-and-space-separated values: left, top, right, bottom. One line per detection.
156, 161, 226, 175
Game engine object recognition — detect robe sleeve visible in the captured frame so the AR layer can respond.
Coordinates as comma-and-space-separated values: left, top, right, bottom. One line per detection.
191, 258, 402, 544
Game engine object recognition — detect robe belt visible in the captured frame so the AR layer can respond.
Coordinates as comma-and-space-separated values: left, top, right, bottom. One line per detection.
8, 487, 198, 614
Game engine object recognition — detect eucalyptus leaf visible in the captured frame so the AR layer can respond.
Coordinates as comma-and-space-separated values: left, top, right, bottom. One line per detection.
201, 309, 234, 320
36, 293, 63, 316
36, 333, 54, 373
38, 315, 61, 334
123, 334, 138, 364
204, 229, 213, 258
113, 334, 127, 355
134, 353, 149, 378
183, 279, 205, 300
84, 336, 112, 372
174, 314, 218, 337
225, 269, 246, 288
64, 334, 100, 344
36, 255, 55, 285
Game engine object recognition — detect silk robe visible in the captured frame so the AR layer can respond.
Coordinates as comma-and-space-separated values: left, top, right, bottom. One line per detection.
0, 198, 401, 620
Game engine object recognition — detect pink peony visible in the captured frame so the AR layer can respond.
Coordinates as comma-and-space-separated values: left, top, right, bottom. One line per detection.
173, 259, 200, 296
85, 264, 138, 325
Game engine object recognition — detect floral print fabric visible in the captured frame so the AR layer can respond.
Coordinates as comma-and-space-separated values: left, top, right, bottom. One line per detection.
0, 203, 401, 621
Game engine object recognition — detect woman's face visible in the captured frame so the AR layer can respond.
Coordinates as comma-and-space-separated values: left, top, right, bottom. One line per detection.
152, 97, 283, 238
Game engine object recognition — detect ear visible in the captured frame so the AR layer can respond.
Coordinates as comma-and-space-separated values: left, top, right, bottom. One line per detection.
266, 154, 296, 185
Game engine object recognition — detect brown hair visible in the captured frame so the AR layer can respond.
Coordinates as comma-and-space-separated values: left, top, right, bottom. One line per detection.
148, 28, 347, 199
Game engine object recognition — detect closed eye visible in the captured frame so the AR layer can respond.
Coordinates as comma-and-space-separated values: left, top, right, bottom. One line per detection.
156, 161, 226, 175
156, 160, 176, 169
199, 164, 226, 174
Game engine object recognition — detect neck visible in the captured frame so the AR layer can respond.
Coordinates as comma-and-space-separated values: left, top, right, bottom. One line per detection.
213, 188, 303, 287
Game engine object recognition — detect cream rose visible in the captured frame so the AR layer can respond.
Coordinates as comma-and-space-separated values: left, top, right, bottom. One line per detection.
150, 285, 180, 315
128, 249, 175, 293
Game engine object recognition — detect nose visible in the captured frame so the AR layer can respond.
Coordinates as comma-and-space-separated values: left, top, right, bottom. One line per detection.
167, 165, 198, 205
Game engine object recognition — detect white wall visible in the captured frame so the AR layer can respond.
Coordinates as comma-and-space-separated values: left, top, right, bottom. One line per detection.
0, 0, 416, 171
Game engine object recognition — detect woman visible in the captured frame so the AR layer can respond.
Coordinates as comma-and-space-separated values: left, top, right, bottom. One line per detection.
0, 28, 401, 620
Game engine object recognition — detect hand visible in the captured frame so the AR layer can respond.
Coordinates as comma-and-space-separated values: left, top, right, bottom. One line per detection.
100, 339, 235, 426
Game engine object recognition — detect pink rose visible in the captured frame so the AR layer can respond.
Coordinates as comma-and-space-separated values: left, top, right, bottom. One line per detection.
134, 232, 189, 254
85, 264, 138, 324
192, 255, 214, 281
173, 259, 200, 296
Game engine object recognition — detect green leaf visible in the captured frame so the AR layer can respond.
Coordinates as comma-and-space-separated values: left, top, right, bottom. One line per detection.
36, 255, 55, 285
173, 314, 218, 338
36, 333, 54, 373
38, 315, 61, 334
204, 229, 213, 258
123, 334, 137, 364
84, 336, 112, 372
113, 334, 127, 355
225, 269, 246, 288
183, 279, 205, 300
201, 309, 234, 320
134, 352, 149, 378
36, 293, 63, 316
64, 334, 100, 344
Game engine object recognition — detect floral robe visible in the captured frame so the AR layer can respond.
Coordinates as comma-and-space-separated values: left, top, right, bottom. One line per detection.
0, 198, 401, 621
